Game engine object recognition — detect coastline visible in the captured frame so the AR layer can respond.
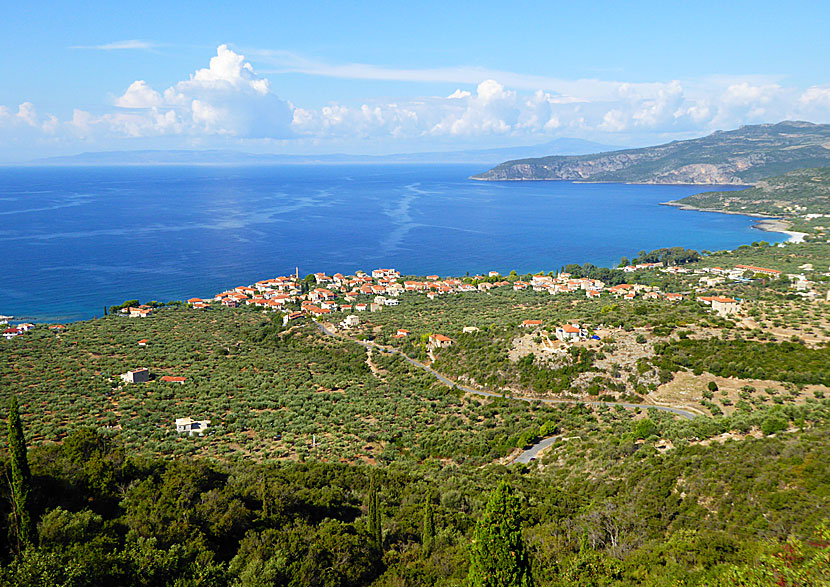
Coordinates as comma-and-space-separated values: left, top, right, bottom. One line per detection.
661, 200, 807, 243
470, 176, 754, 187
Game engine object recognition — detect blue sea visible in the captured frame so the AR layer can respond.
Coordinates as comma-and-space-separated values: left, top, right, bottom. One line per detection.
0, 164, 781, 322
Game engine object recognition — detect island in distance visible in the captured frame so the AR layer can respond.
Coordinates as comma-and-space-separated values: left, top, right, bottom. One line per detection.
25, 137, 623, 167
472, 120, 830, 185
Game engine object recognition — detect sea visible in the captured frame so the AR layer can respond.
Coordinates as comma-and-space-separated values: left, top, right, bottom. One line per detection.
0, 164, 782, 322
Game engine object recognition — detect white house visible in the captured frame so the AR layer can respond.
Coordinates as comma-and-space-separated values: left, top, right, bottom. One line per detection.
555, 324, 585, 342
121, 368, 150, 383
428, 334, 453, 349
711, 297, 741, 316
341, 314, 360, 328
176, 417, 210, 436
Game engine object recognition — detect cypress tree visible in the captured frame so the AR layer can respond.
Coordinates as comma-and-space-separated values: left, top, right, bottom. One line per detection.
367, 471, 382, 550
467, 480, 533, 587
422, 492, 435, 557
7, 395, 36, 551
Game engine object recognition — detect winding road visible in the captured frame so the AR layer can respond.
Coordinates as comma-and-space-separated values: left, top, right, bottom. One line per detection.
315, 322, 700, 420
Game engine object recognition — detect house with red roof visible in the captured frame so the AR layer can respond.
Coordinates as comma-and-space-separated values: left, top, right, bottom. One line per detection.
160, 376, 187, 384
3, 327, 22, 340
711, 297, 741, 316
555, 324, 586, 342
735, 265, 782, 276
282, 311, 305, 326
428, 334, 453, 349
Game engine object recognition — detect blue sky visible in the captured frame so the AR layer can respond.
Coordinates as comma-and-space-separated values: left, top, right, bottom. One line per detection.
2, 1, 829, 160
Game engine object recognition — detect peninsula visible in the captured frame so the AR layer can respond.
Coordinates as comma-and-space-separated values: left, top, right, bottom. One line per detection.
472, 120, 830, 184
665, 167, 830, 243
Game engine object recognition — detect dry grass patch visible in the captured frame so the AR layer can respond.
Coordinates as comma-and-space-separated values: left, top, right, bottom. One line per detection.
650, 370, 828, 415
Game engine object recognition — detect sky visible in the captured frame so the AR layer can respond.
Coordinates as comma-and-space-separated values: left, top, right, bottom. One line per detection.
2, 1, 830, 161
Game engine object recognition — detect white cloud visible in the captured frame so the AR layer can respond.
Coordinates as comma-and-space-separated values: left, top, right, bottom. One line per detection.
5, 45, 830, 160
115, 81, 164, 108
799, 86, 830, 110
17, 102, 40, 126
109, 44, 293, 138
71, 40, 160, 50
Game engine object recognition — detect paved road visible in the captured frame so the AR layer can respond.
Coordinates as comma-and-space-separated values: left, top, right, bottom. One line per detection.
316, 322, 701, 420
513, 436, 562, 464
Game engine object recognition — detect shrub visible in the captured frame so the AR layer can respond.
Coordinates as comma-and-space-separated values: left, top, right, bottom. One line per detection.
761, 415, 787, 436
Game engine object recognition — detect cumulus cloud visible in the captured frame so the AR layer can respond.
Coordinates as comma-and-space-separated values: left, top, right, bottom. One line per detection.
115, 81, 164, 108
5, 45, 830, 159
108, 44, 294, 138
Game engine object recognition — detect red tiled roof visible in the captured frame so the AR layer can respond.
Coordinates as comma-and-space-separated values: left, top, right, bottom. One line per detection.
735, 265, 781, 274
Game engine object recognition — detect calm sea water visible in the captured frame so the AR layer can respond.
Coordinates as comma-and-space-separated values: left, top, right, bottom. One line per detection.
0, 164, 779, 322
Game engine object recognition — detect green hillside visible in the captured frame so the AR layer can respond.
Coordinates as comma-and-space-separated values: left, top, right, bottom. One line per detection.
473, 121, 830, 184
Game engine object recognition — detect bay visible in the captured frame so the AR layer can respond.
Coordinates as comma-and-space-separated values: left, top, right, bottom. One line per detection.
0, 164, 781, 322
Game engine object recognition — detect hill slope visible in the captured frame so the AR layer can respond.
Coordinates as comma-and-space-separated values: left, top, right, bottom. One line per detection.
472, 121, 830, 184
668, 167, 830, 216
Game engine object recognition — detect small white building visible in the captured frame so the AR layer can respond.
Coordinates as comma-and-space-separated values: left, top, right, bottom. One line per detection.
555, 324, 585, 342
428, 334, 453, 349
341, 314, 360, 328
121, 368, 150, 383
176, 417, 210, 436
711, 297, 741, 316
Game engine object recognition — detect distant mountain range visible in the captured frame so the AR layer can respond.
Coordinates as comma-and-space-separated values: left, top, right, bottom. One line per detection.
472, 121, 830, 184
25, 138, 624, 167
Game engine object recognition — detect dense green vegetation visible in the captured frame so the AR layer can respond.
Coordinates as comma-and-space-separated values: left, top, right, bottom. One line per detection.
0, 410, 826, 585
2, 239, 830, 584
1, 307, 591, 464
654, 338, 830, 385
674, 167, 830, 218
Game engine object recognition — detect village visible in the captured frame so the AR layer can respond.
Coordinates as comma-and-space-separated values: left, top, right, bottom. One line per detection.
5, 256, 828, 437
8, 260, 826, 347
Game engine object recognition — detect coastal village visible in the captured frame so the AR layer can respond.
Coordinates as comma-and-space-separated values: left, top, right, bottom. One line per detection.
4, 252, 829, 438
6, 259, 827, 342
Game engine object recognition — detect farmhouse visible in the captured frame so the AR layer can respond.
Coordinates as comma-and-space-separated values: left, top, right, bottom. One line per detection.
711, 297, 741, 316
428, 334, 453, 349
175, 417, 210, 436
555, 324, 585, 342
160, 376, 187, 384
282, 311, 304, 326
341, 314, 360, 329
3, 327, 22, 340
120, 368, 150, 383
